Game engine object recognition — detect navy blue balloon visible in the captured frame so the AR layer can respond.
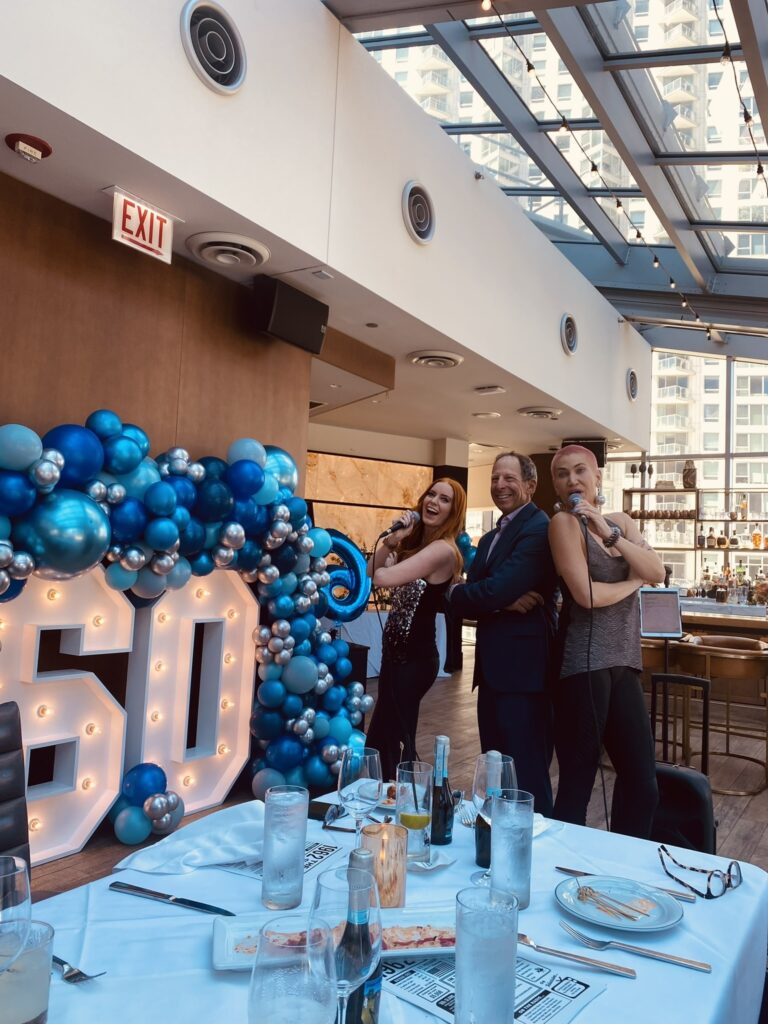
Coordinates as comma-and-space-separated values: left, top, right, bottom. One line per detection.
199, 456, 228, 480
290, 618, 311, 643
194, 479, 234, 522
225, 460, 265, 500
86, 409, 123, 441
282, 694, 304, 718
315, 590, 330, 618
250, 707, 284, 741
121, 762, 167, 806
178, 518, 206, 556
0, 471, 37, 517
110, 498, 148, 543
167, 476, 198, 509
103, 435, 143, 475
286, 497, 308, 525
144, 517, 179, 552
144, 482, 177, 517
12, 490, 110, 579
271, 545, 298, 574
189, 550, 215, 575
0, 578, 26, 603
304, 755, 333, 789
42, 424, 104, 486
237, 540, 262, 571
265, 736, 304, 773
121, 423, 151, 458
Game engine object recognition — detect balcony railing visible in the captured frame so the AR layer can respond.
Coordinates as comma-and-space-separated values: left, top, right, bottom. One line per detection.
661, 0, 698, 22
663, 77, 696, 98
656, 385, 690, 399
657, 356, 691, 371
656, 415, 690, 428
663, 22, 698, 43
655, 443, 687, 455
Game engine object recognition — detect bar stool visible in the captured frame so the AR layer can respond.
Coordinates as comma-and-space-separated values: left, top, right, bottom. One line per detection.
676, 635, 768, 796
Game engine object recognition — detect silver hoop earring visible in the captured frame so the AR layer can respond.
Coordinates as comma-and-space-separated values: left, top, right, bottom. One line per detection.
596, 489, 606, 507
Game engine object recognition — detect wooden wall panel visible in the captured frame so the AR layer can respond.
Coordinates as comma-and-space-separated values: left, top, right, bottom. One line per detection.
0, 172, 310, 476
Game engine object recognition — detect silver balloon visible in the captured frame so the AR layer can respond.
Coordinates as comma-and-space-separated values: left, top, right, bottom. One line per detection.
302, 708, 316, 725
315, 663, 329, 678
302, 728, 314, 744
165, 791, 180, 812
324, 673, 335, 688
99, 501, 111, 515
121, 547, 147, 571
143, 793, 170, 820
293, 595, 311, 614
285, 531, 296, 544
346, 696, 362, 712
187, 462, 206, 483
107, 483, 127, 504
360, 695, 375, 713
171, 551, 180, 564
258, 554, 272, 567
105, 544, 124, 563
284, 718, 296, 733
169, 457, 188, 476
0, 543, 13, 570
212, 545, 235, 568
309, 592, 321, 605
300, 579, 317, 596
151, 553, 175, 575
295, 555, 311, 575
319, 632, 332, 647
349, 710, 363, 725
283, 636, 295, 651
264, 535, 285, 551
272, 619, 291, 639
339, 744, 349, 754
255, 625, 272, 645
220, 522, 246, 550
321, 743, 340, 764
349, 682, 365, 698
312, 557, 328, 573
310, 573, 323, 587
273, 505, 291, 522
42, 448, 65, 469
8, 552, 35, 580
159, 463, 171, 477
298, 523, 310, 535
329, 759, 341, 776
86, 480, 108, 503
151, 813, 174, 835
318, 572, 331, 588
240, 569, 260, 583
314, 678, 330, 695
170, 538, 181, 554
255, 647, 273, 664
296, 535, 314, 554
275, 649, 292, 666
257, 566, 280, 585
293, 719, 309, 735
167, 447, 190, 463
267, 636, 284, 653
0, 570, 11, 596
31, 459, 60, 488
270, 521, 291, 540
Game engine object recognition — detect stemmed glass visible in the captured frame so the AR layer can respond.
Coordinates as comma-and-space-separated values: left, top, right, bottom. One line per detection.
309, 867, 382, 1024
470, 754, 517, 886
0, 856, 31, 974
248, 914, 337, 1024
337, 748, 383, 844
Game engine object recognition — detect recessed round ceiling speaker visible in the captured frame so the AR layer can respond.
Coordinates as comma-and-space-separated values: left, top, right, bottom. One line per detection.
517, 406, 562, 420
626, 368, 639, 402
185, 232, 270, 275
560, 314, 578, 356
402, 181, 435, 245
407, 350, 463, 369
180, 1, 246, 94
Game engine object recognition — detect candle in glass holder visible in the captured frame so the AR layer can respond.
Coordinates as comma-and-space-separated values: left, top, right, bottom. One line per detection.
361, 822, 407, 908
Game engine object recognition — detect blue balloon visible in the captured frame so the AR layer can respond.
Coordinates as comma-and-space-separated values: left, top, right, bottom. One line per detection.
144, 517, 179, 552
0, 470, 37, 517
178, 518, 206, 556
271, 545, 298, 574
42, 424, 104, 486
457, 531, 472, 551
172, 506, 191, 531
115, 458, 162, 500
280, 572, 298, 596
0, 425, 42, 471
86, 409, 123, 440
13, 490, 110, 579
265, 736, 304, 772
144, 482, 177, 517
227, 438, 266, 467
308, 528, 333, 558
324, 530, 371, 623
105, 563, 139, 591
114, 806, 152, 845
282, 656, 319, 694
0, 516, 10, 540
121, 423, 151, 457
332, 639, 350, 659
189, 550, 215, 576
131, 566, 167, 599
122, 762, 167, 806
110, 498, 148, 543
463, 547, 477, 571
258, 663, 284, 682
323, 686, 346, 713
0, 578, 26, 603
282, 694, 304, 718
270, 595, 295, 619
252, 473, 279, 506
334, 657, 353, 681
166, 557, 192, 590
251, 706, 284, 740
233, 499, 269, 537
313, 712, 331, 740
315, 591, 329, 618
316, 643, 337, 667
108, 794, 132, 824
283, 766, 307, 787
251, 767, 286, 800
199, 456, 228, 479
204, 522, 224, 548
258, 680, 287, 708
348, 729, 367, 752
294, 640, 312, 657
264, 446, 299, 491
226, 460, 265, 500
194, 479, 234, 522
290, 618, 311, 643
236, 540, 262, 571
304, 755, 332, 789
249, 757, 267, 777
103, 435, 143, 475
328, 716, 352, 744
167, 476, 198, 509
286, 497, 308, 525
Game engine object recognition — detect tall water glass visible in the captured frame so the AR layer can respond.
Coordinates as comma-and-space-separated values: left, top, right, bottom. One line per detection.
490, 789, 534, 910
338, 748, 383, 843
395, 760, 432, 863
470, 753, 517, 885
455, 887, 518, 1024
248, 914, 336, 1024
0, 856, 30, 974
0, 920, 54, 1024
261, 785, 309, 910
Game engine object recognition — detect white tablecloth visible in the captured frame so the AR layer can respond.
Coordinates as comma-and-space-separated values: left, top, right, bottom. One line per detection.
336, 610, 449, 678
37, 804, 768, 1024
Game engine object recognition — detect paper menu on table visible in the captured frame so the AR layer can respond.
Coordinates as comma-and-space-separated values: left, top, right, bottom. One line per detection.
383, 954, 604, 1024
218, 840, 344, 880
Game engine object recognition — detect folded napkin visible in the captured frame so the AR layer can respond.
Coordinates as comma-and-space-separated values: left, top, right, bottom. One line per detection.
115, 800, 265, 875
533, 813, 549, 838
407, 849, 457, 873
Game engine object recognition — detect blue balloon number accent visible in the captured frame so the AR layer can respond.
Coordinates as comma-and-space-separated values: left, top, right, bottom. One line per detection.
323, 529, 371, 623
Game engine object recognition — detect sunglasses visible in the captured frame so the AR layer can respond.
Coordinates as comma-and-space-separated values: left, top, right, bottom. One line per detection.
658, 844, 742, 900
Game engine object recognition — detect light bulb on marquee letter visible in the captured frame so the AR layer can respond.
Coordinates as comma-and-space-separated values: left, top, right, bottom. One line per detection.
224, 652, 235, 665
158, 612, 171, 624
29, 818, 42, 832
150, 710, 163, 723
85, 722, 101, 737
93, 615, 105, 627
37, 704, 52, 719
47, 588, 61, 602
81, 777, 95, 791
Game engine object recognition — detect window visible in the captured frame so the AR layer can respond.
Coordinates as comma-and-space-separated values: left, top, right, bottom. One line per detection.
707, 126, 722, 144
634, 25, 649, 42
708, 72, 723, 90
635, 0, 649, 14
555, 135, 571, 152
395, 71, 407, 83
703, 433, 721, 452
704, 376, 720, 393
703, 461, 720, 480
703, 404, 719, 422
557, 84, 572, 103
558, 59, 567, 73
459, 90, 473, 107
532, 33, 546, 51
708, 18, 724, 36
739, 178, 753, 201
531, 86, 544, 102
395, 47, 408, 61
707, 179, 722, 197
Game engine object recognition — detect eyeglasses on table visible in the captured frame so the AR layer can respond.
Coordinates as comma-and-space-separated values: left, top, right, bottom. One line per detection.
657, 844, 742, 900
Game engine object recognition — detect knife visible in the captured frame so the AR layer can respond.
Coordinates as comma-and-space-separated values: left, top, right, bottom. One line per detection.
555, 866, 696, 903
108, 881, 235, 916
323, 823, 356, 833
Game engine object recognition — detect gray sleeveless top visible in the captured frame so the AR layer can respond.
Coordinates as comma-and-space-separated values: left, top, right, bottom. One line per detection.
559, 526, 642, 678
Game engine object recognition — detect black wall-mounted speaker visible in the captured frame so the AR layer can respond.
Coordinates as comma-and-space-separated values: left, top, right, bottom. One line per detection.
561, 438, 607, 468
250, 277, 329, 355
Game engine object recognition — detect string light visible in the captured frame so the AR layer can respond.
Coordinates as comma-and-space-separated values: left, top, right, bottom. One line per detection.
652, 255, 660, 268
669, 277, 676, 290
615, 198, 622, 210
681, 295, 688, 308
526, 60, 535, 76
558, 116, 569, 135
481, 0, 492, 9
720, 40, 732, 65
85, 722, 101, 736
47, 588, 60, 602
706, 327, 712, 341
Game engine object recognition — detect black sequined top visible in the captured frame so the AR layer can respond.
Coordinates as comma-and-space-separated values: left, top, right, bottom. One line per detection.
382, 578, 451, 664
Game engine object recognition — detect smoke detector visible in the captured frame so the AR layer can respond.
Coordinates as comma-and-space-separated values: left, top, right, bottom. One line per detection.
185, 232, 270, 275
180, 1, 246, 94
517, 406, 562, 420
626, 368, 639, 402
560, 314, 578, 356
473, 385, 506, 397
407, 350, 464, 369
402, 181, 435, 245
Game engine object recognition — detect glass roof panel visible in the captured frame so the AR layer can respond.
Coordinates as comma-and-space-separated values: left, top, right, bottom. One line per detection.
450, 133, 554, 188
356, 25, 425, 40
515, 194, 595, 239
552, 128, 638, 189
465, 13, 536, 27
671, 163, 768, 222
583, 0, 739, 56
594, 196, 670, 243
704, 230, 768, 268
479, 34, 595, 121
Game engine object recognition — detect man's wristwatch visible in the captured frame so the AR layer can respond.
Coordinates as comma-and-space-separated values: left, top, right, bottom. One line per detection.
603, 524, 622, 549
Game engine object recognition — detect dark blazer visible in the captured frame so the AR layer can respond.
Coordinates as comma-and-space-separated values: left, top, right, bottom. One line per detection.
448, 503, 557, 694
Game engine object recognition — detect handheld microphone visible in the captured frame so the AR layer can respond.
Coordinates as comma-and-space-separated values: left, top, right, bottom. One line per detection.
378, 510, 420, 539
568, 493, 587, 524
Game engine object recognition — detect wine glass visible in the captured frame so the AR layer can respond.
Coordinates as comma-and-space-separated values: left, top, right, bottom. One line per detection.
470, 753, 517, 886
248, 914, 337, 1024
0, 856, 31, 975
337, 748, 383, 843
309, 867, 382, 1024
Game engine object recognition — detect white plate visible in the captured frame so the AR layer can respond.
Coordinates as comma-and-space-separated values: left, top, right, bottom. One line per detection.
555, 875, 684, 933
212, 912, 275, 971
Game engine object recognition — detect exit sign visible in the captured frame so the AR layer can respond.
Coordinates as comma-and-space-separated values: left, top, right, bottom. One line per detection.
112, 191, 173, 264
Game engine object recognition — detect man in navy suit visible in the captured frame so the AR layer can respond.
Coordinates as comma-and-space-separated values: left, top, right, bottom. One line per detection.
448, 452, 557, 815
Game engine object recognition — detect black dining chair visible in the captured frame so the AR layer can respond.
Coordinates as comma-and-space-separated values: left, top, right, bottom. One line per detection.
0, 700, 30, 870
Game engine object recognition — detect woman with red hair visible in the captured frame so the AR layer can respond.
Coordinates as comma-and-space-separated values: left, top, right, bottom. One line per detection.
366, 478, 467, 778
549, 446, 664, 838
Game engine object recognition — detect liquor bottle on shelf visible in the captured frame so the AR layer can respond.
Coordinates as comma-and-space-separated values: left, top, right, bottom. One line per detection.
696, 526, 705, 549
730, 531, 741, 550
736, 558, 746, 583
740, 494, 748, 520
342, 848, 381, 1024
717, 531, 728, 549
753, 525, 763, 550
706, 528, 717, 549
430, 735, 453, 846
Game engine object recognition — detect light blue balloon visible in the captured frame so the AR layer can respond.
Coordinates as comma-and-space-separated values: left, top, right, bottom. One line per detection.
348, 729, 367, 752
105, 563, 139, 591
308, 528, 332, 558
0, 516, 10, 540
264, 446, 299, 492
252, 473, 279, 506
251, 767, 286, 801
117, 458, 162, 500
228, 438, 267, 468
12, 490, 110, 579
108, 794, 132, 824
103, 435, 143, 475
313, 714, 331, 740
131, 566, 167, 599
282, 655, 319, 694
280, 572, 298, 596
121, 423, 151, 458
165, 557, 192, 590
0, 424, 42, 471
144, 517, 179, 552
328, 716, 352, 744
258, 663, 284, 682
114, 806, 152, 845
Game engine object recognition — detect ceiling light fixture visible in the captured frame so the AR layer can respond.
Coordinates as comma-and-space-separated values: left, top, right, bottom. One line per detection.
517, 406, 562, 420
407, 350, 464, 369
365, 322, 378, 328
472, 411, 502, 419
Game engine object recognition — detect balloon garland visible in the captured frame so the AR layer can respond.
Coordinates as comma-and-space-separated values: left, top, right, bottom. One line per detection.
0, 412, 374, 795
110, 762, 185, 845
457, 530, 477, 573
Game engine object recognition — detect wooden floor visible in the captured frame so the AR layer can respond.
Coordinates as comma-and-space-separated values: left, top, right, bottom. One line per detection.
31, 642, 768, 901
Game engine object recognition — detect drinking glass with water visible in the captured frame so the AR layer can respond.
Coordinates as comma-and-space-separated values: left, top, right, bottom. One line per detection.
455, 886, 518, 1024
338, 748, 383, 843
261, 786, 309, 910
490, 789, 534, 910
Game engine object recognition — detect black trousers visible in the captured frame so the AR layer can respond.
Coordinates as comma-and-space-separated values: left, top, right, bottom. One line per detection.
365, 651, 440, 780
552, 666, 659, 839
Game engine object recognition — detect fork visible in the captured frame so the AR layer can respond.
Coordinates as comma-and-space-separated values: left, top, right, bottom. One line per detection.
517, 933, 636, 978
52, 954, 106, 983
457, 801, 476, 829
559, 921, 712, 973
